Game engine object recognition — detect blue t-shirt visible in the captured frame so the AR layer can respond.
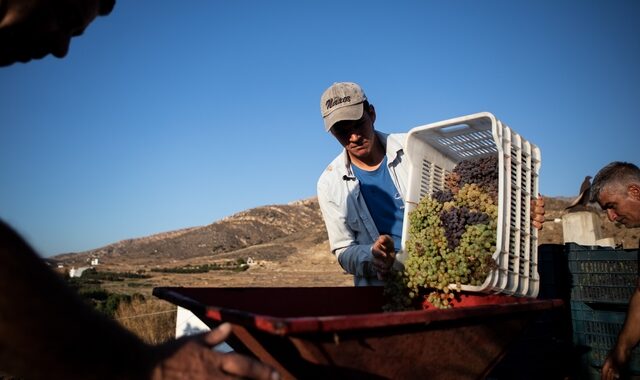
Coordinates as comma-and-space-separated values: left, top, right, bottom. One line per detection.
352, 157, 404, 251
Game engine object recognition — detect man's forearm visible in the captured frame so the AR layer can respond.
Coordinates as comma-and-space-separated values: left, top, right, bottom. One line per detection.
613, 286, 640, 357
336, 244, 376, 277
0, 220, 153, 379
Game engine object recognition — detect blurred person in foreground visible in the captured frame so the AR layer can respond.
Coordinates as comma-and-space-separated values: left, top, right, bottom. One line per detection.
0, 1, 280, 379
316, 81, 546, 286
0, 220, 279, 380
0, 0, 115, 66
591, 162, 640, 380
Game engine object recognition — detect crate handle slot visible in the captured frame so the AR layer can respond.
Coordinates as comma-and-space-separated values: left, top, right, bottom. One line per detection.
439, 124, 471, 134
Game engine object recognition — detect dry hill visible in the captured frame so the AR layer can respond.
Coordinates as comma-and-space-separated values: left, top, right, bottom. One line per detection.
51, 195, 640, 292
54, 198, 328, 266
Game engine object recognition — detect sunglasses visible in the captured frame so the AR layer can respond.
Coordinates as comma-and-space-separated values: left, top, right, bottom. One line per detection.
331, 117, 369, 139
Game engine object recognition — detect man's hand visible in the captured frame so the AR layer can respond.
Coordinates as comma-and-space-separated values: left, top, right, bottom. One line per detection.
0, 0, 115, 66
151, 322, 280, 380
372, 235, 395, 280
531, 194, 545, 230
601, 347, 629, 380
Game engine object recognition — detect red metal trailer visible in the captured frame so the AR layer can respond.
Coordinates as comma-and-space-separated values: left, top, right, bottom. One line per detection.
153, 286, 562, 380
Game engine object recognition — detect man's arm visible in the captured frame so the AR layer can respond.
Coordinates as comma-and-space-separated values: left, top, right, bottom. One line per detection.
601, 283, 640, 380
0, 220, 278, 380
317, 183, 379, 280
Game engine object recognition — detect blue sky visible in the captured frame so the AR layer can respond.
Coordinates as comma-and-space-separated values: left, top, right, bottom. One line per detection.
1, 1, 638, 257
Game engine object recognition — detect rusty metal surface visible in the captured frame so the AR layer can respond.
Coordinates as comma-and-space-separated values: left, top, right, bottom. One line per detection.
153, 286, 562, 380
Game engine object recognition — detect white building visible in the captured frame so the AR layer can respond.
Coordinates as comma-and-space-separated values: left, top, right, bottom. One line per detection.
69, 266, 90, 278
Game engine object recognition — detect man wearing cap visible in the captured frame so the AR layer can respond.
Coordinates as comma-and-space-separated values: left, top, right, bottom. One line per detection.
316, 82, 546, 287
317, 82, 408, 286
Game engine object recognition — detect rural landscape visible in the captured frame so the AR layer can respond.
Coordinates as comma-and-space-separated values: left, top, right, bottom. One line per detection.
49, 196, 640, 345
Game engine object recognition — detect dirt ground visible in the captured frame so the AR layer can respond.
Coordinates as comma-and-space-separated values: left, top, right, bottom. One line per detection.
98, 242, 353, 299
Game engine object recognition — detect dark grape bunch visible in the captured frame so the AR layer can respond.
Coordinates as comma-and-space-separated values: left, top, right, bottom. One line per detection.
432, 189, 454, 203
453, 155, 499, 200
440, 206, 490, 250
383, 154, 500, 311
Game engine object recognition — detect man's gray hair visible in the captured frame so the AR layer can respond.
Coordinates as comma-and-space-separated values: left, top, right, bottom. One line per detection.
590, 162, 640, 203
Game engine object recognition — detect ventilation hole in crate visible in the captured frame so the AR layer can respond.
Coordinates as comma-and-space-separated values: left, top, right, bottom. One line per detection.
508, 256, 517, 273
433, 165, 445, 193
519, 263, 527, 275
518, 235, 528, 256
471, 130, 491, 139
435, 130, 497, 160
420, 160, 432, 197
466, 141, 481, 150
479, 139, 493, 147
419, 181, 430, 198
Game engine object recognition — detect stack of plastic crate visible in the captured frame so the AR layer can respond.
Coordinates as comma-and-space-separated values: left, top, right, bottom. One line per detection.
567, 242, 640, 376
399, 112, 541, 297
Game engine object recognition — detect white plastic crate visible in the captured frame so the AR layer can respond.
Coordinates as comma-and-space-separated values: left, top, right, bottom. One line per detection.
398, 112, 541, 297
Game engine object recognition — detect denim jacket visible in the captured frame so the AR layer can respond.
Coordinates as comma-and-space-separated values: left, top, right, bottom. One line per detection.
317, 131, 409, 286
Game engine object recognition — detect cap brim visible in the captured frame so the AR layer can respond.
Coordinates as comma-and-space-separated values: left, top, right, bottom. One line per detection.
323, 103, 364, 132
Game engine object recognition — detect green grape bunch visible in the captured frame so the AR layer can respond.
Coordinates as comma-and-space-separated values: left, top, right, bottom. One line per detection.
384, 154, 500, 311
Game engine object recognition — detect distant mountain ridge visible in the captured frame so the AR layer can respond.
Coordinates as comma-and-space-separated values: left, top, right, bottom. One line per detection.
53, 198, 327, 266
53, 196, 640, 267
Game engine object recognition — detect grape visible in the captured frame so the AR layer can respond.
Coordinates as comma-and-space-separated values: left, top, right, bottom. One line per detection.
439, 206, 490, 250
432, 189, 454, 203
453, 155, 499, 200
383, 154, 499, 311
455, 183, 498, 216
444, 172, 460, 195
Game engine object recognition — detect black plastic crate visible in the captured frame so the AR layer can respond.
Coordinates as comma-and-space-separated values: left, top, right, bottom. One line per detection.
538, 244, 571, 300
567, 243, 639, 304
571, 301, 640, 373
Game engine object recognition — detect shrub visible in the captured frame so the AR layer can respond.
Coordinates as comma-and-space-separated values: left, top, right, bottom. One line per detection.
78, 287, 109, 301
96, 293, 132, 317
115, 298, 176, 345
151, 260, 246, 274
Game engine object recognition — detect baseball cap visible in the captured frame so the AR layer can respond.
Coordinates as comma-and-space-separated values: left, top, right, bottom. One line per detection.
320, 82, 367, 132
